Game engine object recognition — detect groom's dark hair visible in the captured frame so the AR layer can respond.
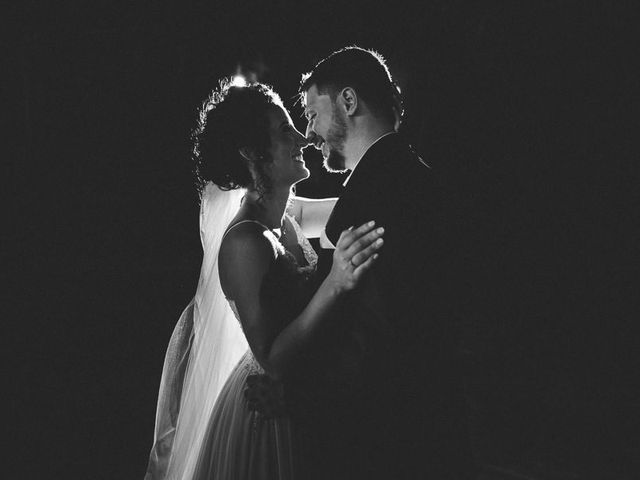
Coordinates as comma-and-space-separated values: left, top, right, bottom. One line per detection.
299, 46, 404, 127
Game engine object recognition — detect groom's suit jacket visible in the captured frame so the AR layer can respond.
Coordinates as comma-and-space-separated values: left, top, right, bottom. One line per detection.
291, 133, 475, 479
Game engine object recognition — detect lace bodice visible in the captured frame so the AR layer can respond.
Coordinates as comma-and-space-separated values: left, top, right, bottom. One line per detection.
285, 213, 318, 270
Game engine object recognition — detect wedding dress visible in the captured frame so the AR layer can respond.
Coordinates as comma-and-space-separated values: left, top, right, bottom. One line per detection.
145, 181, 317, 480
192, 215, 317, 480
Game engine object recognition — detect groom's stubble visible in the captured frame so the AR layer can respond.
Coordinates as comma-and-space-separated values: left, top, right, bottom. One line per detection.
323, 102, 348, 173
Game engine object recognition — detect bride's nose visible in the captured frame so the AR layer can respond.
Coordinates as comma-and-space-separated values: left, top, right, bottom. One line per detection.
295, 128, 310, 148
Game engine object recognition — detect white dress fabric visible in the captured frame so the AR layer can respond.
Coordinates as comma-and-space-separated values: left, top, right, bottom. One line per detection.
190, 317, 296, 480
144, 185, 318, 480
191, 216, 318, 480
145, 184, 250, 480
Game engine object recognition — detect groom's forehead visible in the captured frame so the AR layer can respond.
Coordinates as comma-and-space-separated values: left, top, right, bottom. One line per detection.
304, 85, 330, 109
302, 85, 319, 107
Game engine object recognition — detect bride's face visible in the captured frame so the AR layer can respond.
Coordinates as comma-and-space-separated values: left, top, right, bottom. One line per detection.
264, 105, 310, 188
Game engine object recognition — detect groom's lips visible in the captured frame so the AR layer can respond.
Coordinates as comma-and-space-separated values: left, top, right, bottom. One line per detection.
320, 141, 330, 159
310, 136, 328, 158
308, 134, 329, 159
310, 135, 324, 150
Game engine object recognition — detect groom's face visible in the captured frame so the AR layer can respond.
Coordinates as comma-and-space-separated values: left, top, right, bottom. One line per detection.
304, 85, 348, 173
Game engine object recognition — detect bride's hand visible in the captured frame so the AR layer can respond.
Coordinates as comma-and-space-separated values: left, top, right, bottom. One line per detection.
326, 221, 384, 294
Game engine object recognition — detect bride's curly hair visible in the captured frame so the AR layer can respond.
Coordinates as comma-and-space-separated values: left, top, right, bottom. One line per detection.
192, 78, 283, 197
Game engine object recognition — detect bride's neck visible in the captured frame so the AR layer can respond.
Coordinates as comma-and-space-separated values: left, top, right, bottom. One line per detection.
242, 187, 291, 229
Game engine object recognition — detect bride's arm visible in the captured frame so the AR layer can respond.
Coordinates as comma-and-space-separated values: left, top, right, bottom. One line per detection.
218, 221, 383, 381
289, 196, 338, 238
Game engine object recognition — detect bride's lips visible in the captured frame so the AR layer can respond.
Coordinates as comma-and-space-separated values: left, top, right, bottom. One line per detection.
292, 152, 305, 163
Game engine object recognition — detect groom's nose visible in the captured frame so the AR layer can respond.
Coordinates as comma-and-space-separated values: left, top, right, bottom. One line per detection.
305, 122, 316, 142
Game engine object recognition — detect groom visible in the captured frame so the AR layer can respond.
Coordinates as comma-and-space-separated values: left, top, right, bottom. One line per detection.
291, 46, 476, 479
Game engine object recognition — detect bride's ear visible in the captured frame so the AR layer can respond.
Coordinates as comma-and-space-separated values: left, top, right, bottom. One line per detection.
238, 146, 256, 163
239, 147, 262, 182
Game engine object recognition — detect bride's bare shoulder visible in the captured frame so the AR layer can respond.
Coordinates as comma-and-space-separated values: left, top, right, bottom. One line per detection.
218, 222, 282, 287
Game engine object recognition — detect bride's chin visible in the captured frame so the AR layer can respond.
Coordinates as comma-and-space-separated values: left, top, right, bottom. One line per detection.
293, 170, 310, 184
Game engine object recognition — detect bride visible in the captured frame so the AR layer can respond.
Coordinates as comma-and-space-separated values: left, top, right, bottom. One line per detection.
144, 78, 385, 479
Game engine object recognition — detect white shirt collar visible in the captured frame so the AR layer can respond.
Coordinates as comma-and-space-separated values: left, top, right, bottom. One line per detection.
342, 131, 396, 187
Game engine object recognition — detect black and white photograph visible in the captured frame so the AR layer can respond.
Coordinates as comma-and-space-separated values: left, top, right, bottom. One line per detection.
6, 1, 637, 478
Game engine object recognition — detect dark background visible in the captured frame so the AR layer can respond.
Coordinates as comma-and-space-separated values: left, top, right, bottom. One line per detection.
6, 1, 637, 479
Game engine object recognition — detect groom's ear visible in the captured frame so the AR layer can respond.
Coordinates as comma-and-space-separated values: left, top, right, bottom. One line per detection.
338, 87, 358, 117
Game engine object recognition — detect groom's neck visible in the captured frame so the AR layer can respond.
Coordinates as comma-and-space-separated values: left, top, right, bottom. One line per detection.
345, 117, 395, 171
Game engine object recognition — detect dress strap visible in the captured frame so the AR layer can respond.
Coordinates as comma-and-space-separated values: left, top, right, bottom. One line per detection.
222, 220, 285, 257
222, 219, 273, 241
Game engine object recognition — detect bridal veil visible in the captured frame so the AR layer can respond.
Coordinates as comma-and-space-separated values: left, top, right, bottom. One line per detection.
145, 183, 248, 479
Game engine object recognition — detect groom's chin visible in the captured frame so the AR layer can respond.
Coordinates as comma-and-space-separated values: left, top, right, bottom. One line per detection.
323, 152, 347, 174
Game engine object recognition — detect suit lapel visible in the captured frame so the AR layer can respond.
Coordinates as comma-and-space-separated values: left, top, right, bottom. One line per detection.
325, 185, 349, 246
325, 135, 396, 245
